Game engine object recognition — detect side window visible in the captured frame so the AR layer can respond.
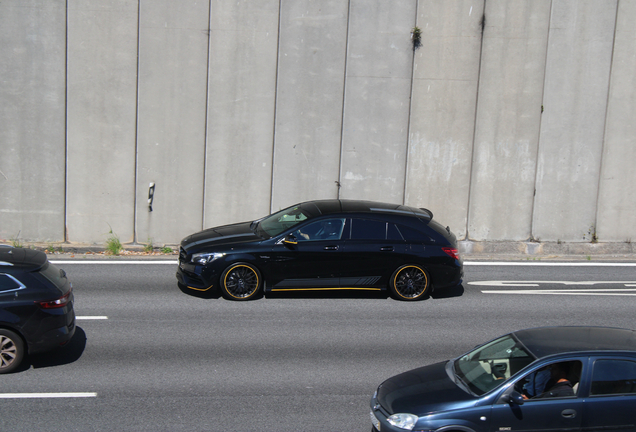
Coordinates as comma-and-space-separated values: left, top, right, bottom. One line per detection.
0, 274, 25, 293
514, 360, 582, 399
397, 225, 431, 242
387, 223, 403, 241
350, 219, 387, 240
293, 218, 345, 242
591, 359, 636, 396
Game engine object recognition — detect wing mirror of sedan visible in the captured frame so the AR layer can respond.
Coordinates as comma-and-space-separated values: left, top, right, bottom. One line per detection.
283, 234, 298, 245
502, 391, 525, 405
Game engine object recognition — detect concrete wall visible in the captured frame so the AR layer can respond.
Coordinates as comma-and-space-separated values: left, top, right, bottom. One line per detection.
0, 0, 67, 242
1, 0, 636, 247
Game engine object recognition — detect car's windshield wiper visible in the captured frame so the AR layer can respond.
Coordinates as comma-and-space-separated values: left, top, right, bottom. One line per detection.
450, 361, 473, 394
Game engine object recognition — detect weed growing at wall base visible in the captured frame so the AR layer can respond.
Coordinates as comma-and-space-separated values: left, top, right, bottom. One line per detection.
105, 229, 123, 255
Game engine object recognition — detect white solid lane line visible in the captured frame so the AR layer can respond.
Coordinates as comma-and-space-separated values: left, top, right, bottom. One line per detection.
50, 260, 177, 265
0, 393, 97, 399
464, 261, 636, 266
76, 316, 108, 320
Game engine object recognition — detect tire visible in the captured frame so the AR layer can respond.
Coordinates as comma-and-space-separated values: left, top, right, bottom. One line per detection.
0, 329, 25, 374
220, 263, 262, 301
389, 265, 430, 301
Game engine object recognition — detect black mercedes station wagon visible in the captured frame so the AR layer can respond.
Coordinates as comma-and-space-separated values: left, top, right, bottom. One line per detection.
177, 200, 462, 301
370, 326, 636, 432
1, 246, 75, 373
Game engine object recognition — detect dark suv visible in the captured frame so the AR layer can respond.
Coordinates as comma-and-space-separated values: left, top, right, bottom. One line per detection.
0, 246, 75, 373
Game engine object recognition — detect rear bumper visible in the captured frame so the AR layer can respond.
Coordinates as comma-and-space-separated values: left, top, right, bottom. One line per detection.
27, 308, 76, 354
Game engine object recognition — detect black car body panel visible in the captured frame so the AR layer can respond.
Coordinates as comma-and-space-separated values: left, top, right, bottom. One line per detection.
1, 247, 75, 358
370, 326, 636, 432
177, 200, 463, 299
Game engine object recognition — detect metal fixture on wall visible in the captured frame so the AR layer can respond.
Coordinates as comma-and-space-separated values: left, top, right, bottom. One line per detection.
148, 182, 155, 212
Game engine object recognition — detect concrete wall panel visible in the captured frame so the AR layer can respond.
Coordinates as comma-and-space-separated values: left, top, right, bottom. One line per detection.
406, 0, 483, 238
271, 0, 349, 212
0, 1, 66, 242
66, 0, 139, 243
135, 0, 209, 245
532, 0, 617, 242
339, 0, 415, 204
468, 0, 550, 241
597, 1, 636, 242
204, 0, 280, 226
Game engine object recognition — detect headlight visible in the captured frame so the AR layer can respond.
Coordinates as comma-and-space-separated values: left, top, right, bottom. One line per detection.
387, 413, 418, 430
191, 252, 225, 265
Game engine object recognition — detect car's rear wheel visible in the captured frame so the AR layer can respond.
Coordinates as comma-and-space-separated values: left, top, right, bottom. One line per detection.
0, 329, 24, 374
389, 265, 430, 301
220, 263, 262, 301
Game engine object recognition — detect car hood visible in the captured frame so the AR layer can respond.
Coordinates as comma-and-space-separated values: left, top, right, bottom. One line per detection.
181, 221, 262, 250
377, 361, 475, 416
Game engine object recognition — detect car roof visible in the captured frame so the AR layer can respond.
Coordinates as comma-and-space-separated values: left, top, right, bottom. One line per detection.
300, 199, 433, 220
0, 246, 48, 270
513, 326, 636, 358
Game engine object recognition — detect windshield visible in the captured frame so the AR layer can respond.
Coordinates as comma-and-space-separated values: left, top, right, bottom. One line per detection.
453, 335, 535, 396
256, 205, 312, 237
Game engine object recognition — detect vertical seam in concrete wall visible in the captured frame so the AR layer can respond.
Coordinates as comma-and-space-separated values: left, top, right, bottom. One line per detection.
594, 0, 621, 240
336, 0, 352, 200
530, 0, 554, 240
202, 0, 212, 229
465, 0, 487, 240
64, 0, 69, 243
269, 0, 283, 214
403, 0, 419, 206
132, 0, 142, 244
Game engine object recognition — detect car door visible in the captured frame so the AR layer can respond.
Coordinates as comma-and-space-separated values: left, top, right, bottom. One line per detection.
339, 218, 408, 289
267, 218, 346, 290
581, 356, 636, 431
489, 359, 584, 432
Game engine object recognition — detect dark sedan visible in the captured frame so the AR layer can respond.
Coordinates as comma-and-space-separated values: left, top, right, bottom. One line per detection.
1, 246, 75, 373
177, 199, 462, 301
370, 326, 636, 432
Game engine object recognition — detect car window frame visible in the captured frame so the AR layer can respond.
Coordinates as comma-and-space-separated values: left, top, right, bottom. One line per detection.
0, 273, 27, 294
496, 356, 588, 404
290, 217, 347, 243
588, 356, 636, 398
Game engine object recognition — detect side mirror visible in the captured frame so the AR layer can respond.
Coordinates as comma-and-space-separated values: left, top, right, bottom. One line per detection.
283, 234, 298, 245
503, 391, 525, 405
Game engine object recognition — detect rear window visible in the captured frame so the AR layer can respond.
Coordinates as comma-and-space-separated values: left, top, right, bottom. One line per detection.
37, 262, 67, 289
397, 225, 431, 242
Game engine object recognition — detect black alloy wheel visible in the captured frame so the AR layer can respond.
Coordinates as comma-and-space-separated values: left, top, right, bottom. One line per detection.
390, 264, 430, 301
0, 329, 25, 374
220, 263, 262, 300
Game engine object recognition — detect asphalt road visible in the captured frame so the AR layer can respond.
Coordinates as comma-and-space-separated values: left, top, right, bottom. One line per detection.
1, 260, 635, 431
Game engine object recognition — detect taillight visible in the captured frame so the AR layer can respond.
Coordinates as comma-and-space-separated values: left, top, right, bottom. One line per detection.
442, 247, 460, 260
37, 290, 72, 309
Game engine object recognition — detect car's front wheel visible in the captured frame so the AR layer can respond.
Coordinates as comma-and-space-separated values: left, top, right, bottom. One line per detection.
389, 264, 430, 301
0, 329, 25, 374
220, 263, 262, 301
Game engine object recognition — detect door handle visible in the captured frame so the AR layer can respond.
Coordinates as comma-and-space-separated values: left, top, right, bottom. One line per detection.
324, 246, 339, 251
561, 409, 577, 419
380, 246, 394, 251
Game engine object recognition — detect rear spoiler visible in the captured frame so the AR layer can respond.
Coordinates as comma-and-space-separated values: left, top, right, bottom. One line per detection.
419, 208, 433, 219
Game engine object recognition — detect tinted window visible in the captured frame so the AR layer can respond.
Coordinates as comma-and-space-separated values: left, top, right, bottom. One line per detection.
350, 219, 386, 240
0, 274, 25, 292
387, 223, 403, 241
591, 359, 636, 395
397, 225, 431, 242
38, 262, 66, 288
293, 218, 345, 242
